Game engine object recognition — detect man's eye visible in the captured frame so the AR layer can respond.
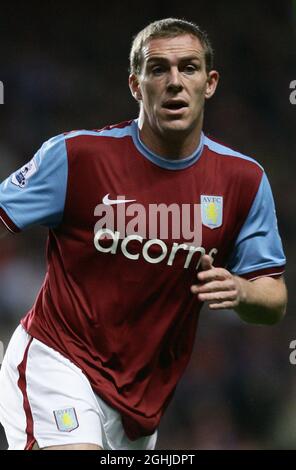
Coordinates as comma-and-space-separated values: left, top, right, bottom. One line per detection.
151, 66, 165, 75
183, 65, 198, 74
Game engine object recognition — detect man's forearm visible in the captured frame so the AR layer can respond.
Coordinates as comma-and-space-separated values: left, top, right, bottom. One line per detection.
191, 255, 287, 326
234, 275, 287, 325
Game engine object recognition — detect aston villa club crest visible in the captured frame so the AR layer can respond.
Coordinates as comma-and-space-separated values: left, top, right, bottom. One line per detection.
201, 195, 223, 229
53, 408, 79, 432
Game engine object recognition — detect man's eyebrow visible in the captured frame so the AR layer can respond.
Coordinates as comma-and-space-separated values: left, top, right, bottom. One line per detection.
146, 57, 168, 64
179, 55, 202, 62
146, 55, 202, 64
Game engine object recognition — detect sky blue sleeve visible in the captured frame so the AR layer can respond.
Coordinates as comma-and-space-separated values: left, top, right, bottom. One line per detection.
227, 172, 286, 276
0, 134, 68, 230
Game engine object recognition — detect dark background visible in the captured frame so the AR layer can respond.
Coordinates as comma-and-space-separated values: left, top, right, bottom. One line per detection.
0, 0, 295, 449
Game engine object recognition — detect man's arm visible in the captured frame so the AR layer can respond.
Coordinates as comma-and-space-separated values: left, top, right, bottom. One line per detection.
0, 134, 68, 237
191, 255, 287, 325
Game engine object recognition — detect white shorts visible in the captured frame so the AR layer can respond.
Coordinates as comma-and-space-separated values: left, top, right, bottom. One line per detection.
0, 325, 157, 450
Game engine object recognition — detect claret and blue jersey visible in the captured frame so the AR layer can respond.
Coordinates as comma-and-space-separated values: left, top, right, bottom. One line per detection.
0, 119, 286, 440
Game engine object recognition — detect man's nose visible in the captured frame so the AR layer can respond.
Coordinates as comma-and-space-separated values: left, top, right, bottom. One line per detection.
167, 67, 183, 91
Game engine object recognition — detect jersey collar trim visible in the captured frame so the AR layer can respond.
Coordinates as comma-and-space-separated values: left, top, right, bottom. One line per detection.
131, 120, 204, 170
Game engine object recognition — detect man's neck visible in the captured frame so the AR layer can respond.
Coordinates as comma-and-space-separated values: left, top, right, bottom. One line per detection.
137, 116, 203, 160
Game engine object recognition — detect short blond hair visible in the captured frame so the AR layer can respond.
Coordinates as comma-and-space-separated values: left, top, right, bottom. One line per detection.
130, 18, 214, 75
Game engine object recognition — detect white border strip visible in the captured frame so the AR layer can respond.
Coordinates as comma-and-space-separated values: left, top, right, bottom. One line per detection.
0, 214, 15, 233
249, 270, 285, 281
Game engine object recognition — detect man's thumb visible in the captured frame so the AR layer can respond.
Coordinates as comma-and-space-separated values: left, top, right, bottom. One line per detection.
200, 254, 213, 271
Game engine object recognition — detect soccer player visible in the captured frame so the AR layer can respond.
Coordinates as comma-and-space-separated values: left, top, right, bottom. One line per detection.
0, 18, 287, 450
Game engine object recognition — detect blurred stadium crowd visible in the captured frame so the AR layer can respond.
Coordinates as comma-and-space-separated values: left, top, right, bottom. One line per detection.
0, 1, 296, 449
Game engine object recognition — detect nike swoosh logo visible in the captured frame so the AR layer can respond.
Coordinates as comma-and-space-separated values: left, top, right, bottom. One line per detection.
102, 194, 137, 205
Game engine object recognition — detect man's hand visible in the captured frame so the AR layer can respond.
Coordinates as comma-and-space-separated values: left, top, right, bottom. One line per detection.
190, 255, 244, 310
191, 255, 287, 324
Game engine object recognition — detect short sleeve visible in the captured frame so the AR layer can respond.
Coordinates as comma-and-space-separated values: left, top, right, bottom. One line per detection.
0, 134, 68, 232
227, 172, 286, 280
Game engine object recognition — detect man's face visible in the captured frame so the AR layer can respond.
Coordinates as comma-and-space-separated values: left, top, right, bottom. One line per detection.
130, 34, 218, 137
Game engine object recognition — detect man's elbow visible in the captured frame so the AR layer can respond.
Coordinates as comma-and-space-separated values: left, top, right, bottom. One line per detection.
267, 288, 288, 325
273, 299, 288, 324
267, 304, 287, 325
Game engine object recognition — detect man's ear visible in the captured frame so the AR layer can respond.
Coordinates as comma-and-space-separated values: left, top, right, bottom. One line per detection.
205, 70, 219, 100
129, 73, 142, 102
